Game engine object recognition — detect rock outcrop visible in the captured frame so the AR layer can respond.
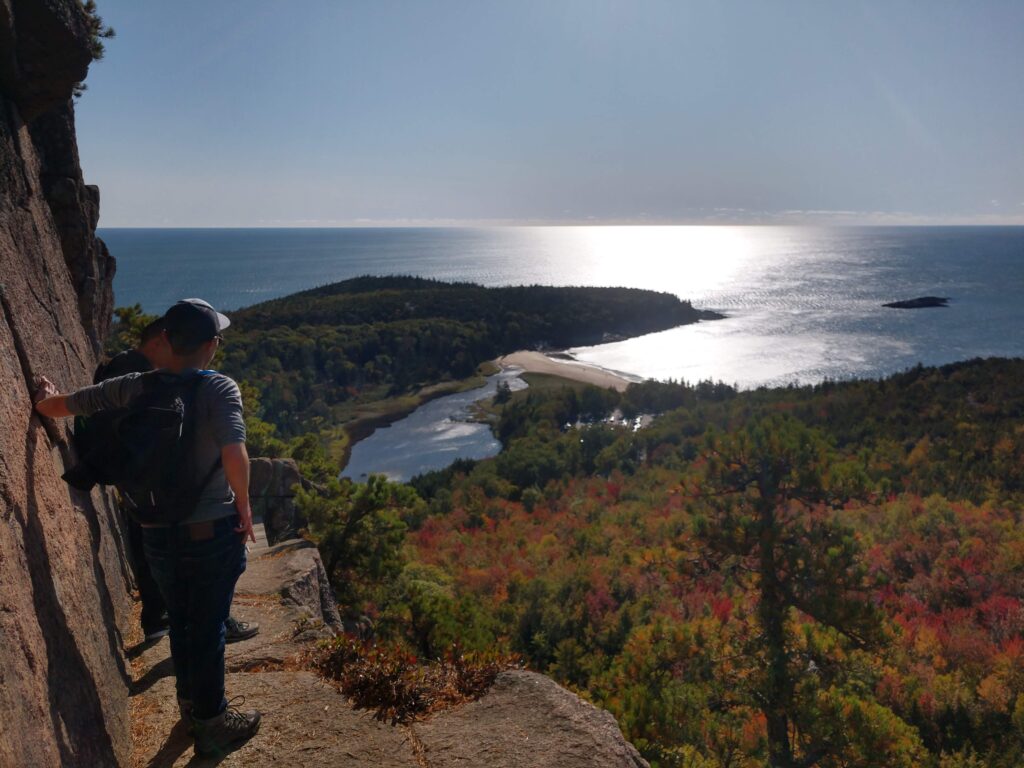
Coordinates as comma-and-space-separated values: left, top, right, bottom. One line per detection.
0, 0, 92, 121
882, 296, 950, 309
30, 101, 116, 355
418, 670, 649, 768
132, 524, 649, 768
249, 457, 309, 544
0, 2, 131, 766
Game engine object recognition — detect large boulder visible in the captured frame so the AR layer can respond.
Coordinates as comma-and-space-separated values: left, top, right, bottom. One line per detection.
250, 456, 310, 544
227, 532, 343, 671
417, 670, 650, 768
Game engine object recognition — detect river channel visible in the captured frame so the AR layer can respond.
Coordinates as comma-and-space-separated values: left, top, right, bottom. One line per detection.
340, 368, 528, 482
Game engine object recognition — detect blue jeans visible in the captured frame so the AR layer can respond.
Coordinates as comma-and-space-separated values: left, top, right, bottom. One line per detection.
142, 516, 246, 720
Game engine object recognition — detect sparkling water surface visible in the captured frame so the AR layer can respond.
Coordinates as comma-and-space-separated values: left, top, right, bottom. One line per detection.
105, 225, 1024, 389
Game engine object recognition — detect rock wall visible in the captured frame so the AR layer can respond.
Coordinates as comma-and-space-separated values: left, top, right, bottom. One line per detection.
0, 1, 131, 766
30, 101, 116, 355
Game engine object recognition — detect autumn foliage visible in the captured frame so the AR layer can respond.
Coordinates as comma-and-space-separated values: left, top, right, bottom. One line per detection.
389, 358, 1024, 767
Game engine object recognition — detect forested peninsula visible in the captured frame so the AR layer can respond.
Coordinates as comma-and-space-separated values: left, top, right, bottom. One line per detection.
214, 276, 719, 456
110, 276, 718, 466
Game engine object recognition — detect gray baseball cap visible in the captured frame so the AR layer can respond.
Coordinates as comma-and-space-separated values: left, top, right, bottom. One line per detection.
162, 298, 230, 344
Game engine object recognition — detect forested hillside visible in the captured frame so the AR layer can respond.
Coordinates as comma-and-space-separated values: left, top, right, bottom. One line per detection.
315, 358, 1024, 768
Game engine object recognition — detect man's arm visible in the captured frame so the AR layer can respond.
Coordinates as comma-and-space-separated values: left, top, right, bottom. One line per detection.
33, 376, 73, 418
32, 373, 144, 418
222, 442, 255, 543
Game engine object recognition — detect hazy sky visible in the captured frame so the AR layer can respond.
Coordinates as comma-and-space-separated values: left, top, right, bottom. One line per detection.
75, 0, 1024, 227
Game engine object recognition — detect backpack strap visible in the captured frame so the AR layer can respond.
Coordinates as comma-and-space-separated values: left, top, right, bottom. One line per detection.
177, 369, 224, 518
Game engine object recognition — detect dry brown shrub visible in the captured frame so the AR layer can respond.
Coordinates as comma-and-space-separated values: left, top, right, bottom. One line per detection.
309, 634, 520, 725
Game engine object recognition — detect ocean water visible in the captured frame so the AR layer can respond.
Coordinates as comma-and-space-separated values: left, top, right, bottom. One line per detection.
103, 226, 1024, 388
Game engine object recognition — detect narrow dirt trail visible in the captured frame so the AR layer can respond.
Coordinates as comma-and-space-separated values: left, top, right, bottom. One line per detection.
128, 524, 416, 767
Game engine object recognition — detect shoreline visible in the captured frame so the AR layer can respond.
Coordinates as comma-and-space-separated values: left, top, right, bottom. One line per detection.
496, 350, 642, 392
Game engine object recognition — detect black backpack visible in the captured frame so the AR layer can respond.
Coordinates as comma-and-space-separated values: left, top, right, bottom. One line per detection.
65, 369, 222, 525
67, 350, 153, 488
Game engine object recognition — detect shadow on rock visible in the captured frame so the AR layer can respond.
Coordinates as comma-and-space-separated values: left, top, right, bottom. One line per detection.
127, 636, 167, 660
143, 719, 193, 768
133, 655, 175, 695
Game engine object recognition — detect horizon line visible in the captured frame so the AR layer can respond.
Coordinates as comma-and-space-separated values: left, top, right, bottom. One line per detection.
97, 216, 1024, 230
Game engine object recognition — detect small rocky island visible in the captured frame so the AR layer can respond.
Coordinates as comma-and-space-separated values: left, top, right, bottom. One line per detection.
883, 296, 950, 309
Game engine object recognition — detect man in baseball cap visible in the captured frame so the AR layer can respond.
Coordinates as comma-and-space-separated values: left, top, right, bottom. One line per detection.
34, 297, 262, 756
162, 298, 231, 350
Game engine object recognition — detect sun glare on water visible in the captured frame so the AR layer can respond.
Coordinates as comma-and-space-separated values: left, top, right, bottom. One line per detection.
556, 225, 755, 300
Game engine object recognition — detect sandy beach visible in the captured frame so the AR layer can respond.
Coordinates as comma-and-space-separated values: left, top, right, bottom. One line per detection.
496, 351, 640, 392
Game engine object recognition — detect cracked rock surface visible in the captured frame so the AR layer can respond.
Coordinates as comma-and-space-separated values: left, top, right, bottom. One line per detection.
1, 1, 129, 764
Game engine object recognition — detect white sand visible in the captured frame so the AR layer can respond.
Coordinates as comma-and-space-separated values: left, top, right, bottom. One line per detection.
496, 351, 638, 392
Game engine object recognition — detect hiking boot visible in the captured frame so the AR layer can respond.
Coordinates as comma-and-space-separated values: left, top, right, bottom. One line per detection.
192, 699, 261, 758
225, 615, 259, 643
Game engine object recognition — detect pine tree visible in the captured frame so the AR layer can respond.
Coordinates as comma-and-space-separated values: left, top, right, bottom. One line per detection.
691, 415, 915, 767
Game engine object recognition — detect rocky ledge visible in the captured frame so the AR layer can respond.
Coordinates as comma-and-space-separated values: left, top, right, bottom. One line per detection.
130, 522, 648, 768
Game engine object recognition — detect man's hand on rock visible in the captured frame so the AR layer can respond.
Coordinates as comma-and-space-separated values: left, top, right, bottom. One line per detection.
32, 376, 73, 419
33, 375, 59, 406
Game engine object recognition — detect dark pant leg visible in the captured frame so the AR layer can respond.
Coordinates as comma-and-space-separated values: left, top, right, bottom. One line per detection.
141, 525, 191, 702
182, 517, 246, 719
125, 510, 167, 631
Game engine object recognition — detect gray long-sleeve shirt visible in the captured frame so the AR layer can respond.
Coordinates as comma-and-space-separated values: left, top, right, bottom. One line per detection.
66, 370, 246, 524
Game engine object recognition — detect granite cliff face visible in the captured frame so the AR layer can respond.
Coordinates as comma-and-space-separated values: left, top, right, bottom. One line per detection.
0, 1, 131, 765
30, 100, 116, 355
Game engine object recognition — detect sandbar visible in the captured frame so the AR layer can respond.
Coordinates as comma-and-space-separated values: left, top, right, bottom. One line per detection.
496, 351, 640, 392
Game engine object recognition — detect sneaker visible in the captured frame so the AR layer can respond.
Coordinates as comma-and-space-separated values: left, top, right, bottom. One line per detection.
225, 615, 259, 643
192, 699, 261, 758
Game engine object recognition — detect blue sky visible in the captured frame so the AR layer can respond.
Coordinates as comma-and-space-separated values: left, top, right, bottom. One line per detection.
75, 0, 1024, 227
